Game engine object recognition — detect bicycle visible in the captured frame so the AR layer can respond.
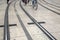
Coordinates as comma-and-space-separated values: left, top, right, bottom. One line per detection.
32, 0, 38, 10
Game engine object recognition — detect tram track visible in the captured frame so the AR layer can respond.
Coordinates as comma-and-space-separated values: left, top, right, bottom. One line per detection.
3, 0, 15, 40
13, 1, 49, 40
43, 0, 60, 6
14, 0, 33, 40
38, 0, 60, 15
39, 0, 60, 11
20, 1, 57, 40
42, 0, 60, 8
3, 0, 33, 40
4, 0, 14, 40
3, 0, 58, 40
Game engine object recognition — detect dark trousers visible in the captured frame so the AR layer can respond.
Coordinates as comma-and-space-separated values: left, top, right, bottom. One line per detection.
7, 0, 9, 4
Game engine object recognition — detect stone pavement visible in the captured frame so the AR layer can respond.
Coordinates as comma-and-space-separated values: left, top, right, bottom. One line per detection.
22, 0, 60, 40
0, 0, 60, 40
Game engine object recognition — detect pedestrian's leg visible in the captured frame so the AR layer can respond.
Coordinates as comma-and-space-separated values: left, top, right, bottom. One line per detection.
7, 0, 9, 4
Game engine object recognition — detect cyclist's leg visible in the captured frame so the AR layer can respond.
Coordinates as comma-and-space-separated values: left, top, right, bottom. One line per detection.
34, 0, 38, 10
32, 0, 35, 8
32, 0, 33, 7
32, 0, 34, 5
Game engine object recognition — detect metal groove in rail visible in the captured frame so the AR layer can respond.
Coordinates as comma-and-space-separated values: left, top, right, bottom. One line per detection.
4, 0, 14, 40
20, 1, 57, 40
43, 0, 60, 6
4, 2, 11, 40
38, 2, 60, 15
14, 1, 33, 40
42, 0, 60, 8
39, 0, 60, 11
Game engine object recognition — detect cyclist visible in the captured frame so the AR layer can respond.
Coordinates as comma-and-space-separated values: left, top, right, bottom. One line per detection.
32, 0, 38, 10
32, 0, 37, 4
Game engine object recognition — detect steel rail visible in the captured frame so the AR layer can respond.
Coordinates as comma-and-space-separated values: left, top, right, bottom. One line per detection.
43, 0, 60, 6
14, 1, 33, 40
38, 2, 60, 15
20, 1, 57, 40
42, 0, 60, 8
39, 0, 60, 11
4, 1, 14, 40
